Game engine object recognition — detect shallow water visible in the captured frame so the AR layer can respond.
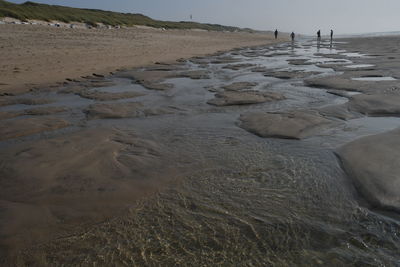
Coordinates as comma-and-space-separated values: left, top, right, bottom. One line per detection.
345, 64, 375, 69
2, 39, 400, 265
340, 52, 369, 58
352, 77, 397, 81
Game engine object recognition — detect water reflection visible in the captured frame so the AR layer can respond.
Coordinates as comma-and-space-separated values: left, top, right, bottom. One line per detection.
352, 77, 396, 81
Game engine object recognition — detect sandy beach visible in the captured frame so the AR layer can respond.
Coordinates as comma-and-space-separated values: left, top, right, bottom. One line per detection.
1, 27, 400, 265
0, 24, 282, 95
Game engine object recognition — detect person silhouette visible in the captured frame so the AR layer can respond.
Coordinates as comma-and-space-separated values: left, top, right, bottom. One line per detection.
290, 32, 295, 41
330, 29, 333, 41
274, 29, 278, 39
317, 30, 321, 40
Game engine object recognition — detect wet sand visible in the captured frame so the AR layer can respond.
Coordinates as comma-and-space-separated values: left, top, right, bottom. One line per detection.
1, 35, 400, 265
0, 24, 282, 95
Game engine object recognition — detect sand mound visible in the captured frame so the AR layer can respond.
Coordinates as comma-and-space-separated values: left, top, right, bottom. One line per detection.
337, 128, 400, 211
348, 94, 400, 116
0, 128, 177, 251
316, 104, 359, 121
287, 59, 313, 66
77, 90, 144, 101
264, 70, 321, 80
85, 102, 176, 120
178, 70, 210, 79
239, 111, 333, 139
211, 56, 241, 64
116, 70, 175, 90
222, 82, 258, 91
208, 91, 284, 106
251, 66, 270, 73
117, 68, 210, 90
305, 71, 400, 93
0, 117, 70, 141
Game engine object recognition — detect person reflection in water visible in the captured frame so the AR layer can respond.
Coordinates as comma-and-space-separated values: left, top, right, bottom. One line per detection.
317, 30, 321, 51
290, 32, 296, 52
274, 29, 278, 39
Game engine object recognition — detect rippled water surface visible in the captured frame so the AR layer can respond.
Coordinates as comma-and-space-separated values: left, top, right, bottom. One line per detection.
33, 118, 400, 265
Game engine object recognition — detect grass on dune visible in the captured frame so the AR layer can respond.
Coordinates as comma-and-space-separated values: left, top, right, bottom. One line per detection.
0, 0, 253, 32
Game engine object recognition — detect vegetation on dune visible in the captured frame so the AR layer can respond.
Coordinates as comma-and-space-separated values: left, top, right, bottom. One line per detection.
0, 0, 252, 32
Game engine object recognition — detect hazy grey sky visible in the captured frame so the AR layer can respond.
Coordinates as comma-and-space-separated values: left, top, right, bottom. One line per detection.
8, 0, 400, 34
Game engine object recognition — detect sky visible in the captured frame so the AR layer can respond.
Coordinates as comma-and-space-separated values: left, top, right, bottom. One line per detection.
7, 0, 400, 35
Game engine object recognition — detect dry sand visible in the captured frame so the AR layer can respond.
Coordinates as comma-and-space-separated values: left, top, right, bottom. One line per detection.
0, 24, 282, 95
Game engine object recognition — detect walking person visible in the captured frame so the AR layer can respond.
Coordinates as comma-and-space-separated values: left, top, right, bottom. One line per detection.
290, 32, 295, 41
330, 29, 333, 41
317, 30, 321, 41
274, 29, 278, 39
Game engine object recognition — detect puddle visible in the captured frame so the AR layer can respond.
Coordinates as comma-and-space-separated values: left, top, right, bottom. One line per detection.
340, 52, 368, 58
346, 91, 361, 96
345, 64, 375, 69
352, 77, 396, 81
308, 58, 350, 64
94, 78, 148, 93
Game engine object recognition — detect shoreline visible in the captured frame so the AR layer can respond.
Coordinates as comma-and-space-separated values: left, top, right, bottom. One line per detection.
0, 24, 285, 95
